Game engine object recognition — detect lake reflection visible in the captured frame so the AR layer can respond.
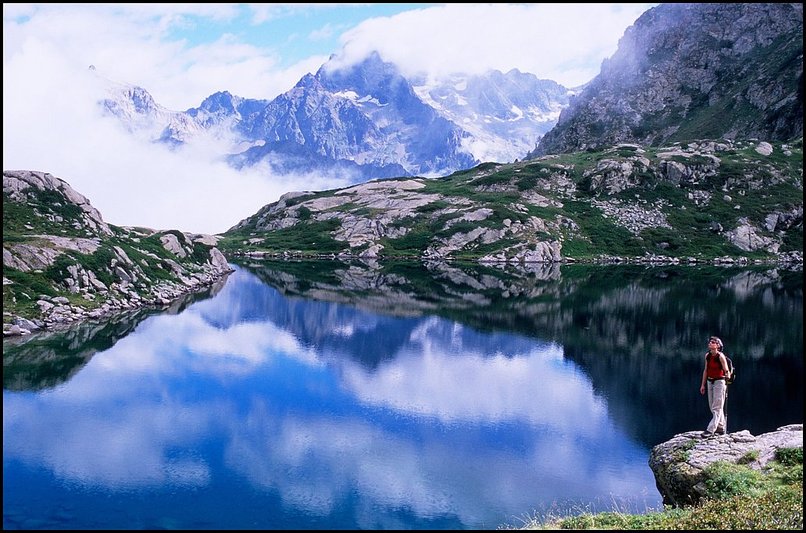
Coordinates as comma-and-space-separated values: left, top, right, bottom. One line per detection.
3, 260, 802, 530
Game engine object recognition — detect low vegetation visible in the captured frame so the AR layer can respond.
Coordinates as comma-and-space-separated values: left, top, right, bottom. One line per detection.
3, 171, 230, 327
508, 447, 802, 530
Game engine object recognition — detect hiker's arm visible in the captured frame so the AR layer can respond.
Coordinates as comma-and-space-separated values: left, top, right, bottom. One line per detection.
700, 358, 707, 394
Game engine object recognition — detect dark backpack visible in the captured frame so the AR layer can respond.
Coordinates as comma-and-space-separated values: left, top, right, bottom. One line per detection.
725, 356, 735, 385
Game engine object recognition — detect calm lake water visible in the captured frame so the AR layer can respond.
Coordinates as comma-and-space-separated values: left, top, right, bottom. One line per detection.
3, 260, 803, 530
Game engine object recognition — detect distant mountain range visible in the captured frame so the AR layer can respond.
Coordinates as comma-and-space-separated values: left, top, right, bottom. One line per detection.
100, 52, 572, 182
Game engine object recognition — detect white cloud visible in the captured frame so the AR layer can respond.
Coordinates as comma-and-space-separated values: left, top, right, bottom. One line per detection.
331, 3, 655, 87
3, 4, 311, 108
309, 22, 337, 42
3, 3, 655, 234
338, 319, 605, 427
2, 12, 344, 234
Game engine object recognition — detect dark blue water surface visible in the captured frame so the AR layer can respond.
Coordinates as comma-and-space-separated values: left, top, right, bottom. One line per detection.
4, 261, 803, 529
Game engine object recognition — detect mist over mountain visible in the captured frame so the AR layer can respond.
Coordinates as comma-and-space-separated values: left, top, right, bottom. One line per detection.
531, 3, 803, 156
100, 52, 572, 182
413, 68, 571, 164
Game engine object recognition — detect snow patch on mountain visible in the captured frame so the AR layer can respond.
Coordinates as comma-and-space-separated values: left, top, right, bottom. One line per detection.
412, 69, 570, 164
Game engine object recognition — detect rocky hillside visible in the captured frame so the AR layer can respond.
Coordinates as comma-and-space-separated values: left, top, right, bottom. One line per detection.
3, 170, 233, 334
532, 3, 803, 156
219, 138, 803, 264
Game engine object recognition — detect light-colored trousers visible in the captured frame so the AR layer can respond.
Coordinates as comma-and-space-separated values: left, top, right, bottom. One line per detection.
706, 379, 727, 433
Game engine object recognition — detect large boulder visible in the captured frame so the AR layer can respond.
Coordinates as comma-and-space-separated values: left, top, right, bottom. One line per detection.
648, 424, 802, 507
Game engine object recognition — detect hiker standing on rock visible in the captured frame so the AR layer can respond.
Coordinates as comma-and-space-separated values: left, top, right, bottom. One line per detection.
699, 336, 732, 437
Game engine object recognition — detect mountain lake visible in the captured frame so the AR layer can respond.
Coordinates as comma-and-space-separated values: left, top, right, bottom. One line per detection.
3, 260, 803, 530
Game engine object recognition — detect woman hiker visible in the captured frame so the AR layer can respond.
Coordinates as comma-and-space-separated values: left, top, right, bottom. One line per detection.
699, 336, 732, 437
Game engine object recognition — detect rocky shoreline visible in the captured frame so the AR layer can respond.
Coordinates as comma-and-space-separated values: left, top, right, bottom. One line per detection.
231, 248, 804, 266
3, 266, 233, 337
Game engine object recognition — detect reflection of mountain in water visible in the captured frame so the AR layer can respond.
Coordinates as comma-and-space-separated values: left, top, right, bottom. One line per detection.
6, 258, 801, 447
3, 309, 153, 391
198, 261, 547, 369
232, 259, 802, 357
2, 278, 229, 391
230, 259, 803, 445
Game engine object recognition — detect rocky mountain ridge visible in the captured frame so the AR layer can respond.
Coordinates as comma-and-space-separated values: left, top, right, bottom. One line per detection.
100, 52, 571, 181
532, 3, 803, 156
3, 170, 233, 334
220, 138, 803, 265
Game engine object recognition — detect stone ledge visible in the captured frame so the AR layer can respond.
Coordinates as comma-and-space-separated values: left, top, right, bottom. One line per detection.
648, 424, 802, 507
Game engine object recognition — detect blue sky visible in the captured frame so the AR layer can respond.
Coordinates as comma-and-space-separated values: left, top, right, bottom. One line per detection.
4, 3, 656, 108
3, 3, 656, 233
171, 4, 437, 69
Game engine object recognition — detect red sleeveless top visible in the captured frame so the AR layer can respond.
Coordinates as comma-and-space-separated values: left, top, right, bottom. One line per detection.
706, 352, 726, 379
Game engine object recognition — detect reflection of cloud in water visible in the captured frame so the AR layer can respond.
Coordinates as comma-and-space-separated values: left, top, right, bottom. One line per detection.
90, 311, 322, 380
3, 394, 216, 489
335, 317, 604, 428
223, 400, 651, 528
3, 287, 658, 526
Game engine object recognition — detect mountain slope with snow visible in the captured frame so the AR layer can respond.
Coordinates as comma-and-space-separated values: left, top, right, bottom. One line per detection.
99, 52, 571, 181
414, 69, 572, 163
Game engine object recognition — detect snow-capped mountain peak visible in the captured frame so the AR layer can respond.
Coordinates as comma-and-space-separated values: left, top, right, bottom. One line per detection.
98, 52, 571, 181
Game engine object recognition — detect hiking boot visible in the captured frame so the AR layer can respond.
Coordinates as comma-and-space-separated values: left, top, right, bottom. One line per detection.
701, 431, 714, 438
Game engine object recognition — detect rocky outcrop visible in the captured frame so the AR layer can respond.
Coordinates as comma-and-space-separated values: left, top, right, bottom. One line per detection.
648, 424, 803, 507
4, 170, 113, 236
533, 3, 803, 156
223, 138, 803, 264
3, 170, 233, 335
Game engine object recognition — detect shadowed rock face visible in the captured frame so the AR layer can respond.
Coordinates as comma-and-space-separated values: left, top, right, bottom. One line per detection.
648, 424, 803, 506
533, 3, 804, 156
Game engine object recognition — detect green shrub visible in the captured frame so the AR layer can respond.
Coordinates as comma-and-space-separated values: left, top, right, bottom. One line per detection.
703, 461, 768, 500
775, 447, 803, 467
515, 451, 804, 530
738, 450, 760, 465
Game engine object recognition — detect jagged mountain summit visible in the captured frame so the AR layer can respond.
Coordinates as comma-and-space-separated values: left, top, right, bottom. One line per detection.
100, 74, 271, 154
99, 52, 571, 181
531, 3, 804, 156
228, 51, 477, 179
